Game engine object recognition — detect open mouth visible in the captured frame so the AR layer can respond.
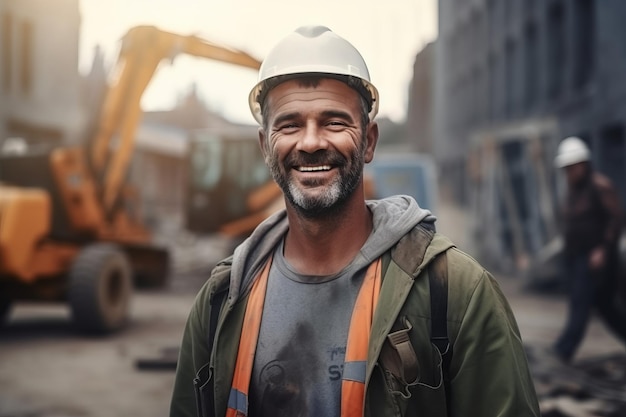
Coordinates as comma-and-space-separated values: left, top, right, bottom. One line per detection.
296, 165, 332, 172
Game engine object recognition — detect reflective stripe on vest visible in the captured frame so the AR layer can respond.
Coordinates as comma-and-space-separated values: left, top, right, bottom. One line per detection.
225, 257, 272, 417
341, 257, 381, 417
226, 256, 382, 417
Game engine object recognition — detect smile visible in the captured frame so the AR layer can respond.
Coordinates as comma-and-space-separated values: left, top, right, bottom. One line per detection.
296, 165, 332, 172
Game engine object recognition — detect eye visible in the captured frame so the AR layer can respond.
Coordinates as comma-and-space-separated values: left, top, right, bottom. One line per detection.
278, 123, 300, 133
326, 120, 348, 130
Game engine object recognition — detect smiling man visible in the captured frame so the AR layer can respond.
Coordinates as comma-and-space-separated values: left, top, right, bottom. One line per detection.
261, 77, 375, 221
263, 78, 370, 215
170, 26, 540, 417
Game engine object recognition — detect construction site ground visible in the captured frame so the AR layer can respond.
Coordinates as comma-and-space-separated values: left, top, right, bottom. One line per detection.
1, 198, 625, 417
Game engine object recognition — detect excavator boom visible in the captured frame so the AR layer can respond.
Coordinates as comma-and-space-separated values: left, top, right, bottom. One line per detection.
89, 25, 261, 215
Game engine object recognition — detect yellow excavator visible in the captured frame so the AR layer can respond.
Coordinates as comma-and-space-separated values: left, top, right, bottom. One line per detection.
0, 25, 264, 333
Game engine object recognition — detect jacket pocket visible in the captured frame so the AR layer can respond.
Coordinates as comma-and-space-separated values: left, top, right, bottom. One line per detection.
194, 362, 215, 417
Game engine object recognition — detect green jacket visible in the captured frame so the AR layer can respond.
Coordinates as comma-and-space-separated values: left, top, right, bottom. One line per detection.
170, 223, 540, 417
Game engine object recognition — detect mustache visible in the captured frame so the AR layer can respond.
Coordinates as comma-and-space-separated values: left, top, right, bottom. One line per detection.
285, 150, 346, 167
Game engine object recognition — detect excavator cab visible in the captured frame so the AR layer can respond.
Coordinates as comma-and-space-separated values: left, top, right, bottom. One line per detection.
185, 128, 281, 237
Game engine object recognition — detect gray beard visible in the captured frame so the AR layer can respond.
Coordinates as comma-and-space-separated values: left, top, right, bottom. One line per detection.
268, 149, 365, 219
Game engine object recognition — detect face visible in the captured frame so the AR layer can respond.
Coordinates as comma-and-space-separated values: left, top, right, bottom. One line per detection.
259, 78, 378, 217
564, 161, 588, 186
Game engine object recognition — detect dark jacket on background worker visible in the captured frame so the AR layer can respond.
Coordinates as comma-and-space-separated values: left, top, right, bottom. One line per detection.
562, 169, 622, 260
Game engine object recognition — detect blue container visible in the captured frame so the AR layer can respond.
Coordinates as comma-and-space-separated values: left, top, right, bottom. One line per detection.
365, 153, 438, 212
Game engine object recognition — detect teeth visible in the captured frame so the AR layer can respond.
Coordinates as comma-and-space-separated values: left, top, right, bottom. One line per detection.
298, 165, 331, 172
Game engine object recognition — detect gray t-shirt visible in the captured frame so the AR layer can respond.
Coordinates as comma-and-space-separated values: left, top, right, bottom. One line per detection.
248, 240, 366, 417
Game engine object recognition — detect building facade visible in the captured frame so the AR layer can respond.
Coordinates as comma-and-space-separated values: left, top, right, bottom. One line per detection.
433, 0, 626, 272
0, 0, 85, 147
406, 41, 434, 154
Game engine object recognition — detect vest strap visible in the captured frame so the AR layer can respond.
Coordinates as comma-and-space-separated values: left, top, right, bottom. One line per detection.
225, 257, 273, 417
386, 317, 419, 383
341, 258, 382, 417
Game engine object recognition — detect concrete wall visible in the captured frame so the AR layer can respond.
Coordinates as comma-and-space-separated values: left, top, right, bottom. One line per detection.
0, 0, 85, 146
406, 42, 434, 154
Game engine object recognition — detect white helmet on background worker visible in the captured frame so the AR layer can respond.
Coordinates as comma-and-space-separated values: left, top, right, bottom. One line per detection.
554, 136, 591, 168
248, 25, 379, 125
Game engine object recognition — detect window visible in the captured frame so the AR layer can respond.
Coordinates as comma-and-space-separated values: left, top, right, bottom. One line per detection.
2, 12, 12, 93
523, 22, 538, 109
487, 0, 497, 41
572, 0, 594, 88
505, 39, 518, 118
488, 52, 500, 122
504, 0, 514, 29
598, 124, 625, 203
547, 2, 565, 100
19, 20, 33, 94
471, 67, 483, 124
524, 0, 536, 18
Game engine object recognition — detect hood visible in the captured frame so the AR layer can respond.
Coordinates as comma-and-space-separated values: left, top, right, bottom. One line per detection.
227, 195, 436, 302
354, 195, 435, 271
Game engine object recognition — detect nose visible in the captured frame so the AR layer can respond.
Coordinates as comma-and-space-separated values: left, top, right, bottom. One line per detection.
295, 121, 329, 153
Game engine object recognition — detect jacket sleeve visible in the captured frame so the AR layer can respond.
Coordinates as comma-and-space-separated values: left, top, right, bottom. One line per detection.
448, 267, 540, 417
170, 283, 213, 417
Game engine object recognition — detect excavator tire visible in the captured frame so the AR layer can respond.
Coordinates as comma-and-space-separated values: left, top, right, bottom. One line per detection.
68, 243, 133, 334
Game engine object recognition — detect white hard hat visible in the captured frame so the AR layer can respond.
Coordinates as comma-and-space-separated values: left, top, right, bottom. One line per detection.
248, 25, 379, 125
554, 136, 591, 168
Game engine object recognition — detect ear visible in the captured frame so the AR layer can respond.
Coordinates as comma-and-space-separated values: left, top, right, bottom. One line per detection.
364, 121, 379, 163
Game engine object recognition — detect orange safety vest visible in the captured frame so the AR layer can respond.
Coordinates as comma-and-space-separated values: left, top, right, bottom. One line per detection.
226, 256, 382, 417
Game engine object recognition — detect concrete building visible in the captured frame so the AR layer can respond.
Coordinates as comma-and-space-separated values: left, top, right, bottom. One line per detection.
432, 0, 626, 272
407, 41, 435, 154
0, 0, 85, 147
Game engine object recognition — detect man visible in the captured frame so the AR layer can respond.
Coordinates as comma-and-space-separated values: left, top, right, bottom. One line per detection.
552, 136, 625, 363
170, 25, 540, 417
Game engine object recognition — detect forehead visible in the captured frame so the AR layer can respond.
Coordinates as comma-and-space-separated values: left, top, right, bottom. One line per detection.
264, 78, 361, 114
565, 162, 587, 171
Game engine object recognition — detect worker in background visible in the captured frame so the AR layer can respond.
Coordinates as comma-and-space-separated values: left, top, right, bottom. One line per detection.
552, 136, 626, 363
170, 25, 540, 417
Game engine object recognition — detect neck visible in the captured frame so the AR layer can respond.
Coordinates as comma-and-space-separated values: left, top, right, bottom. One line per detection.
283, 196, 373, 276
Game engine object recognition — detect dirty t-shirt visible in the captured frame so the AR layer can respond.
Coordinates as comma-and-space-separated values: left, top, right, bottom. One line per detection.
248, 240, 366, 417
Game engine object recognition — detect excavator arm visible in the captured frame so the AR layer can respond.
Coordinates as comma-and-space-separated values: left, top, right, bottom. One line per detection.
89, 25, 261, 215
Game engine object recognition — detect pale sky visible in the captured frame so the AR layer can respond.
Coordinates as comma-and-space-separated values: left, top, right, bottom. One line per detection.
79, 0, 437, 125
